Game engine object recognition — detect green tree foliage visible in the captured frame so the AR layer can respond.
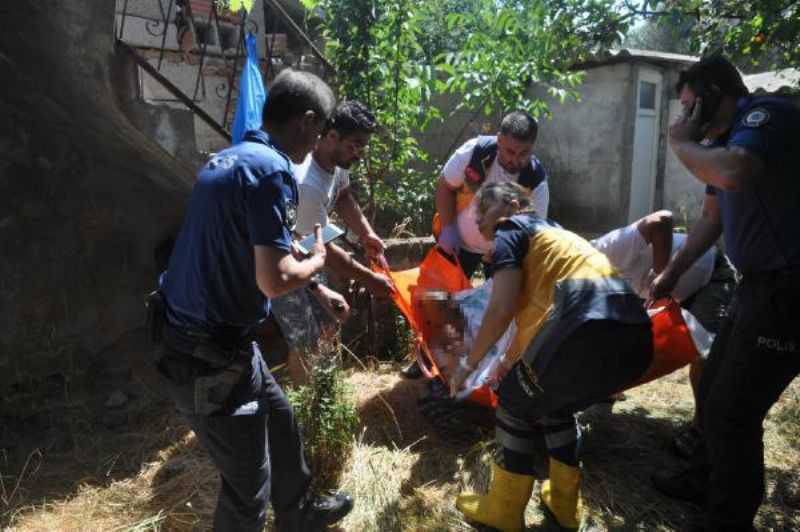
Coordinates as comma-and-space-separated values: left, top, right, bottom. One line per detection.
215, 0, 255, 13
440, 0, 631, 117
302, 0, 440, 234
626, 1, 800, 72
623, 9, 696, 54
302, 0, 631, 234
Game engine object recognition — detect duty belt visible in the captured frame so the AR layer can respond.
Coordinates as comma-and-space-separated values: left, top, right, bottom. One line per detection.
163, 321, 249, 369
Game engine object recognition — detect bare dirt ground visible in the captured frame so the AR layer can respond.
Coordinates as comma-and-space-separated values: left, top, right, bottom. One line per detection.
3, 365, 799, 531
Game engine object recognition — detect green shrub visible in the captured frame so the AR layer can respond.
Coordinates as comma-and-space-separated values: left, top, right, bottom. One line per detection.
286, 343, 360, 493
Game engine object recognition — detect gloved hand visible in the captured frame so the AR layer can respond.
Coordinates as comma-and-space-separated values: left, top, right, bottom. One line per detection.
437, 223, 462, 256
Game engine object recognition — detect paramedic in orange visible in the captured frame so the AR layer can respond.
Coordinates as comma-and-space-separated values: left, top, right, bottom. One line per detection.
450, 182, 652, 532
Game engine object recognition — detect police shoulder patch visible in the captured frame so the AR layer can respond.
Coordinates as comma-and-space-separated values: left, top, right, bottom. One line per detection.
285, 200, 297, 230
743, 108, 770, 128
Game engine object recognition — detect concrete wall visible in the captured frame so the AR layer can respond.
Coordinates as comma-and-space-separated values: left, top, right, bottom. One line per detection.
0, 2, 191, 389
530, 63, 636, 231
415, 94, 505, 172
115, 0, 273, 155
412, 62, 711, 234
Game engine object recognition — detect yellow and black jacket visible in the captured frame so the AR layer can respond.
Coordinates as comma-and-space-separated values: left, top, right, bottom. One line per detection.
492, 213, 649, 372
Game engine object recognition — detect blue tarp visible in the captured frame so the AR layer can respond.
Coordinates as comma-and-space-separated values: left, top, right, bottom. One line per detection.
231, 32, 266, 144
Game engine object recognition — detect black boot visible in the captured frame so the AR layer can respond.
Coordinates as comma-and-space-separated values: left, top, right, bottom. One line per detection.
651, 467, 708, 506
275, 492, 354, 531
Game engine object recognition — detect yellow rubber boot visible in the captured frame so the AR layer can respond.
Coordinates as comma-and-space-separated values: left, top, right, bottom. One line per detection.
456, 463, 535, 532
541, 458, 582, 530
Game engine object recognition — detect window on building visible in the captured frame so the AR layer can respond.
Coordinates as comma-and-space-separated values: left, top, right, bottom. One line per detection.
639, 81, 657, 110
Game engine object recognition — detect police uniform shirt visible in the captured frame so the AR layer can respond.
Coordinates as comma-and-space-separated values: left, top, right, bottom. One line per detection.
706, 96, 800, 273
161, 129, 297, 333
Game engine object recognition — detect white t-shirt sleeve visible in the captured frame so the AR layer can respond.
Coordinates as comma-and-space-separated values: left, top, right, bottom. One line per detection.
591, 223, 652, 298
332, 168, 351, 205
530, 180, 549, 219
295, 183, 329, 237
442, 137, 479, 188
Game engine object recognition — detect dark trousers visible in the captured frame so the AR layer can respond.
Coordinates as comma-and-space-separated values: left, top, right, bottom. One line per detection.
157, 336, 311, 532
693, 274, 800, 531
494, 320, 653, 474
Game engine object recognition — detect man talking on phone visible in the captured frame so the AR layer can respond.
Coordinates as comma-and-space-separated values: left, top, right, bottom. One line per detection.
154, 69, 353, 531
271, 101, 393, 383
649, 55, 800, 532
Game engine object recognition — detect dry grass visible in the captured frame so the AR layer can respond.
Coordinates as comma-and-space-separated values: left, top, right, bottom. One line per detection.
3, 367, 799, 531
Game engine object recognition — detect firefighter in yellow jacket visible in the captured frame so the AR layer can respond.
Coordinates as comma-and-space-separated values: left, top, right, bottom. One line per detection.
450, 182, 653, 531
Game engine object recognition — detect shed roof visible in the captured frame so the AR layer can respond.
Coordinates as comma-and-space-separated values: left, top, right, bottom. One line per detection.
743, 68, 800, 94
573, 48, 698, 70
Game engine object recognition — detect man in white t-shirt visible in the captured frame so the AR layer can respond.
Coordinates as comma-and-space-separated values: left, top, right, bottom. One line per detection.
271, 101, 393, 383
435, 110, 549, 277
592, 209, 736, 458
591, 210, 716, 302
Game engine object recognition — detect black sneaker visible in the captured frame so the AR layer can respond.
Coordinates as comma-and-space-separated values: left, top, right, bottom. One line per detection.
652, 468, 708, 506
400, 360, 423, 379
275, 492, 354, 531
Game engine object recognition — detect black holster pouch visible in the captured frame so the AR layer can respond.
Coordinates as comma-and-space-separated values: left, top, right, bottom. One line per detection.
145, 290, 166, 344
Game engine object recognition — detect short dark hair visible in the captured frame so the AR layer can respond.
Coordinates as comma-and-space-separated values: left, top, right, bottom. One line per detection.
262, 68, 335, 126
676, 54, 749, 99
323, 100, 378, 137
499, 110, 538, 143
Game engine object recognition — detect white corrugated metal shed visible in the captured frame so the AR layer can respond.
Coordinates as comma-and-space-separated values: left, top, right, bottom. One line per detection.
743, 68, 800, 94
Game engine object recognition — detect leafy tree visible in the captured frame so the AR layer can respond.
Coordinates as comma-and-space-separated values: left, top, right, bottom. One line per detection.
624, 1, 800, 72
623, 9, 696, 54
440, 0, 631, 117
301, 0, 632, 235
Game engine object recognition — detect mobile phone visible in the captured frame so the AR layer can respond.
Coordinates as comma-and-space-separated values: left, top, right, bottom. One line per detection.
692, 80, 723, 126
295, 223, 345, 255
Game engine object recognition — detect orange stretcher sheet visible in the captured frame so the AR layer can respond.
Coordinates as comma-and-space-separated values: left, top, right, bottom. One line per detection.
374, 247, 699, 409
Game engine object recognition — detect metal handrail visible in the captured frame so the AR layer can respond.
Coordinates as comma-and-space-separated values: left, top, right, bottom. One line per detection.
115, 0, 259, 141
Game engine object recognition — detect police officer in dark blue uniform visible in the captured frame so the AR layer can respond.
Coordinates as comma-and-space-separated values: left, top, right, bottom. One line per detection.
154, 69, 353, 532
649, 55, 800, 531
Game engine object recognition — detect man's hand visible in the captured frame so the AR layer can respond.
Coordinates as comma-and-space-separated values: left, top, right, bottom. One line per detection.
361, 232, 385, 259
363, 271, 394, 299
310, 224, 326, 262
438, 223, 462, 256
670, 97, 705, 145
449, 362, 471, 398
311, 283, 351, 322
649, 267, 680, 302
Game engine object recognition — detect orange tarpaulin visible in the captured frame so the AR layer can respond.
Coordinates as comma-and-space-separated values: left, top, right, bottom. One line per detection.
375, 248, 699, 409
